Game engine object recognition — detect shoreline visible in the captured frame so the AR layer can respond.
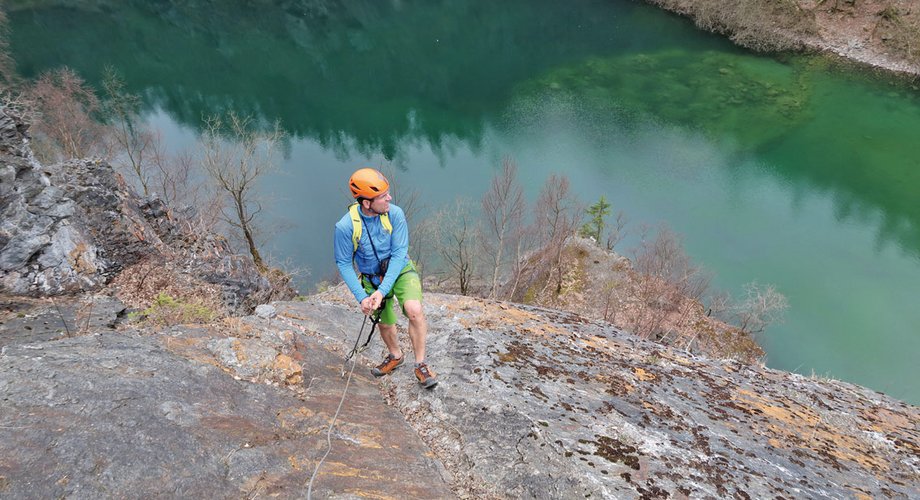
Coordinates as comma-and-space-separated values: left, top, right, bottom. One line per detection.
643, 0, 920, 79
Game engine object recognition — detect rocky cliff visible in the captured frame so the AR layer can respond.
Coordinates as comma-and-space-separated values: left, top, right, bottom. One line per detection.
0, 104, 285, 314
1, 291, 917, 498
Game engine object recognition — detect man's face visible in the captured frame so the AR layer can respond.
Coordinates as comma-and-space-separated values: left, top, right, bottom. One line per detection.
365, 190, 391, 214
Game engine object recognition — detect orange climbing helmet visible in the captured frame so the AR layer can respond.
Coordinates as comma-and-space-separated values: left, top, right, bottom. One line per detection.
349, 168, 389, 199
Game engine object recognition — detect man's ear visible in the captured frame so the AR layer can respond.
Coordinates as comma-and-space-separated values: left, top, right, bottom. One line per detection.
360, 198, 371, 210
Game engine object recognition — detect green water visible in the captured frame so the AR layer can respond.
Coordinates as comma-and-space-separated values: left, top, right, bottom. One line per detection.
8, 0, 920, 403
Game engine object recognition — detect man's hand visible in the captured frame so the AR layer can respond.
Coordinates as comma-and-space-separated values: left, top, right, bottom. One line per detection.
360, 290, 384, 315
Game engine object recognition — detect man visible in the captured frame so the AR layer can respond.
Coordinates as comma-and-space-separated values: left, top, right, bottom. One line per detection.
333, 168, 437, 388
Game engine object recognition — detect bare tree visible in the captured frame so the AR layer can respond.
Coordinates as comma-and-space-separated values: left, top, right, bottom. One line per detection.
535, 174, 582, 295
430, 198, 480, 296
380, 164, 424, 227
734, 281, 789, 335
606, 210, 628, 251
481, 157, 525, 299
27, 67, 112, 162
200, 111, 284, 272
150, 140, 193, 206
102, 67, 155, 196
0, 7, 18, 90
411, 213, 439, 280
629, 226, 710, 340
505, 222, 538, 301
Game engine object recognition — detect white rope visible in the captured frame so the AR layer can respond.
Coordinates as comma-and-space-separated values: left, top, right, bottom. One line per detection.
306, 339, 362, 499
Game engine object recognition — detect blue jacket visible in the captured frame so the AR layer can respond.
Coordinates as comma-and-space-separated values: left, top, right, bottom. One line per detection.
334, 204, 409, 303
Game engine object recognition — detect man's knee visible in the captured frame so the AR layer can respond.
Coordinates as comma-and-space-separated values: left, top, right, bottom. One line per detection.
403, 300, 424, 321
378, 323, 397, 335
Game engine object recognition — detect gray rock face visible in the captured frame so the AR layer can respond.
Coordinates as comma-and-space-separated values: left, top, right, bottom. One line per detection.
0, 320, 452, 499
277, 293, 920, 499
0, 294, 126, 348
255, 304, 277, 319
0, 105, 290, 313
1, 288, 916, 498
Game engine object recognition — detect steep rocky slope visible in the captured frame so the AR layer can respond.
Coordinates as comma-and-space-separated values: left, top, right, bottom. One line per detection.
278, 292, 919, 498
0, 105, 287, 314
0, 302, 451, 498
3, 291, 916, 498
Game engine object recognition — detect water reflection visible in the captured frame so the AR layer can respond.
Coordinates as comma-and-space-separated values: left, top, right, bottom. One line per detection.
13, 0, 723, 159
9, 0, 920, 402
512, 50, 920, 259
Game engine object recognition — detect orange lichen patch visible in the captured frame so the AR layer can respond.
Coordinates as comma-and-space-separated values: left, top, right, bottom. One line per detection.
199, 416, 278, 446
322, 461, 390, 481
68, 243, 97, 273
768, 438, 783, 448
273, 354, 303, 385
455, 301, 541, 330
600, 373, 635, 396
634, 368, 657, 382
271, 329, 296, 344
578, 335, 611, 351
640, 401, 669, 418
276, 406, 317, 430
863, 407, 914, 429
732, 389, 889, 472
341, 489, 396, 500
223, 317, 256, 337
158, 335, 223, 367
288, 455, 304, 471
279, 311, 308, 321
853, 492, 873, 500
335, 422, 385, 449
653, 350, 697, 367
231, 339, 247, 363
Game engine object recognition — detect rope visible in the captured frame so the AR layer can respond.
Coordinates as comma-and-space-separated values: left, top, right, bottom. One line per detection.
306, 345, 360, 500
306, 309, 381, 499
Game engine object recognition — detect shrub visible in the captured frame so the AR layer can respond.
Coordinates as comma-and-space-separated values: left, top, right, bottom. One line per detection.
26, 67, 113, 162
130, 292, 217, 326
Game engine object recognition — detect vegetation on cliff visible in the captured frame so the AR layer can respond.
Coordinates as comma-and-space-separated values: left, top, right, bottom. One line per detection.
646, 0, 920, 74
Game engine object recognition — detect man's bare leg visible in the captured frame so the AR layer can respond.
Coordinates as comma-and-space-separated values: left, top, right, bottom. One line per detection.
377, 323, 402, 359
403, 299, 427, 363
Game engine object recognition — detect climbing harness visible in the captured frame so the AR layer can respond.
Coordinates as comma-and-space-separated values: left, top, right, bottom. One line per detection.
341, 300, 387, 376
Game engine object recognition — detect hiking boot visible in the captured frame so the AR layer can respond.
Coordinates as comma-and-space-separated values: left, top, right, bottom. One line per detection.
415, 363, 438, 389
371, 354, 403, 377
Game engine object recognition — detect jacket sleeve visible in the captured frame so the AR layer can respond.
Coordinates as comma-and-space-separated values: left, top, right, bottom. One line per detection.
334, 223, 369, 303
376, 208, 409, 296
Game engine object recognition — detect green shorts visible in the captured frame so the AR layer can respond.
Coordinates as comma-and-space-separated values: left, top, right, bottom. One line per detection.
361, 260, 423, 325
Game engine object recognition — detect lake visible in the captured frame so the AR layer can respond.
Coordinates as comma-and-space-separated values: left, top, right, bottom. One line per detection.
9, 0, 920, 403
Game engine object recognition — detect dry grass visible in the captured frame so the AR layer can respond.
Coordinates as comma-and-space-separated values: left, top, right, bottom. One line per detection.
509, 236, 765, 363
648, 0, 817, 52
108, 258, 226, 325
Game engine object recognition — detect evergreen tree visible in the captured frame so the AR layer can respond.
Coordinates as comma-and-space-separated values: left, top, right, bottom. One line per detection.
580, 195, 611, 245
